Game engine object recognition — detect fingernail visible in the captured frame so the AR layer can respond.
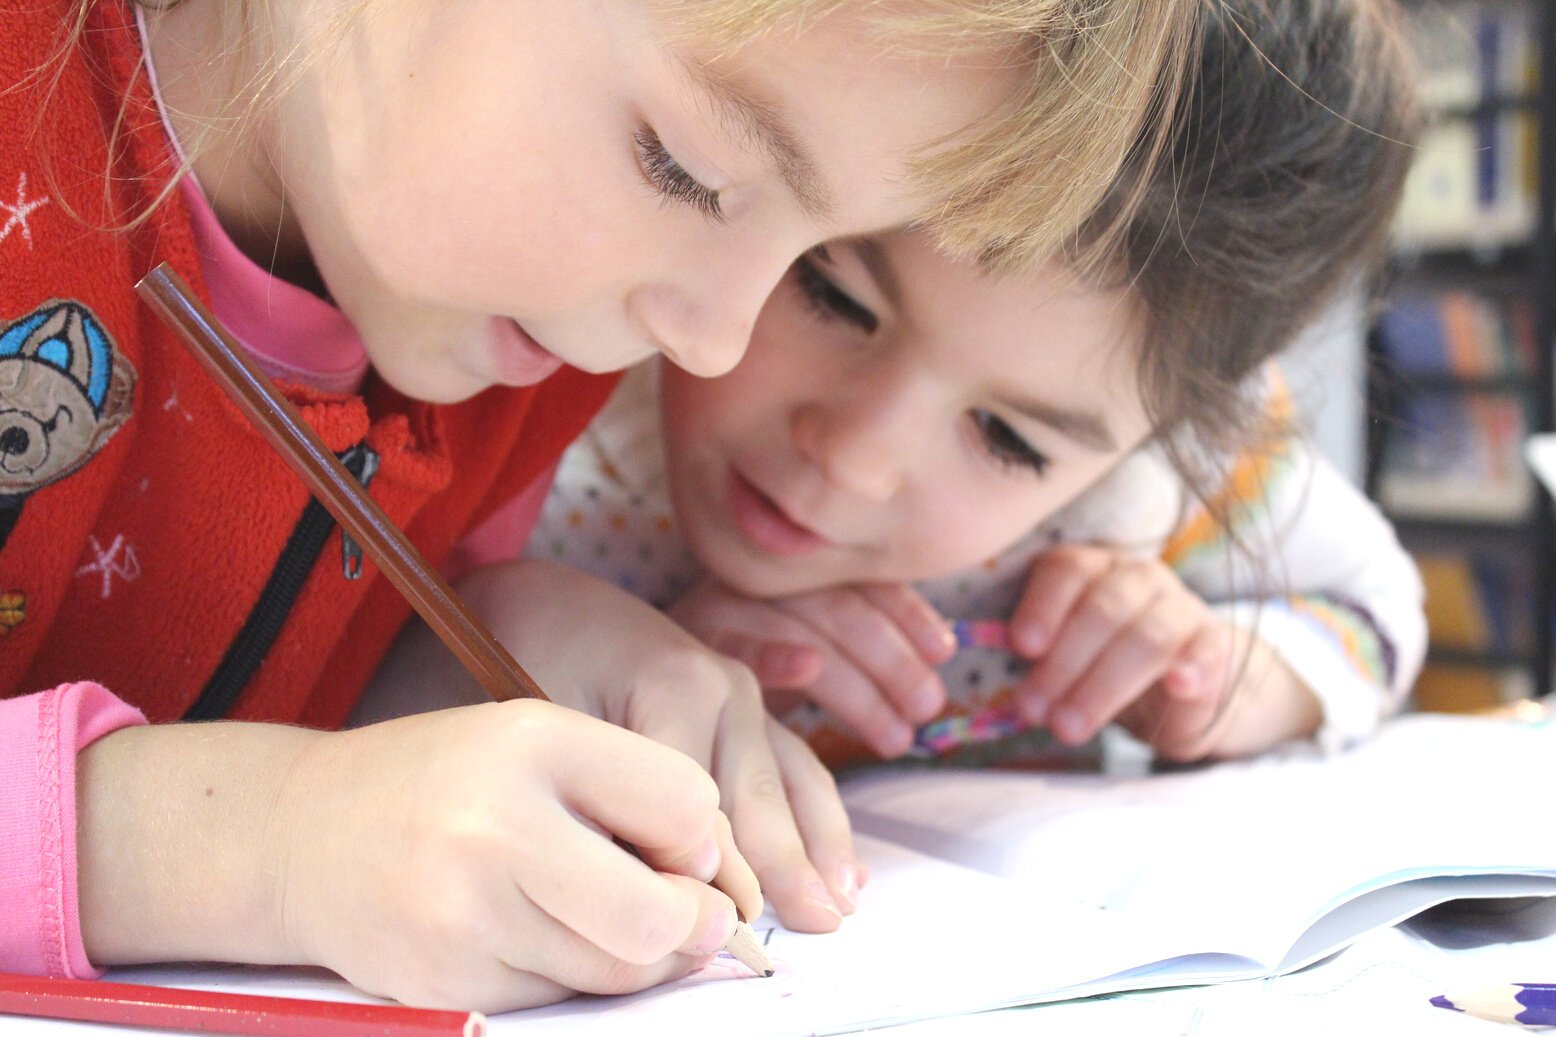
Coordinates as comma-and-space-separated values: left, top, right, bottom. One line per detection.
689, 837, 721, 883
773, 644, 810, 678
805, 880, 844, 919
880, 723, 915, 758
1013, 621, 1047, 655
1170, 660, 1200, 692
696, 905, 737, 955
1051, 705, 1088, 743
832, 864, 859, 913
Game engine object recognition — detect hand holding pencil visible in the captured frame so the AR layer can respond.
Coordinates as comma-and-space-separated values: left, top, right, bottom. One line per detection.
67, 266, 774, 1017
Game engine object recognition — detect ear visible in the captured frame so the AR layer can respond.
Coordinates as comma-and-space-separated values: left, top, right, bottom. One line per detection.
90, 353, 139, 444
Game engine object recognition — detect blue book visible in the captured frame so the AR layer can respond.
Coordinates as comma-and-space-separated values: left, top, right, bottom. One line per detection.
1476, 15, 1500, 208
1378, 296, 1450, 373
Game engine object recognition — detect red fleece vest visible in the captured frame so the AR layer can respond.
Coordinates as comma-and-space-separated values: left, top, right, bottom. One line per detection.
0, 0, 618, 727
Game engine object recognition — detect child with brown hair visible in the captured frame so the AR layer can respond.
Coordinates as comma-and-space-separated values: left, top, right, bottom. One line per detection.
0, 0, 1197, 1012
516, 0, 1427, 795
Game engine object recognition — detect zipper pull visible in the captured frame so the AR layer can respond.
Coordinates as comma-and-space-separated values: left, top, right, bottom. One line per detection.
339, 443, 381, 580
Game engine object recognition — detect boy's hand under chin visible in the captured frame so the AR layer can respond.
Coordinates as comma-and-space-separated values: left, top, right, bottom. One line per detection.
670, 578, 956, 760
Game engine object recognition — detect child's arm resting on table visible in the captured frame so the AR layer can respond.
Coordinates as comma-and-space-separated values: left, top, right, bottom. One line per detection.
364, 558, 861, 930
73, 697, 749, 1013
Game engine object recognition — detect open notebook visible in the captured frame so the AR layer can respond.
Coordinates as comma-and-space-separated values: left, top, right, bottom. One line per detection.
74, 712, 1556, 1037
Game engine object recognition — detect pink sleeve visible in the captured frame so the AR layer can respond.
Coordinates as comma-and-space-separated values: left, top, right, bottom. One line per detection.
441, 461, 561, 584
0, 682, 147, 979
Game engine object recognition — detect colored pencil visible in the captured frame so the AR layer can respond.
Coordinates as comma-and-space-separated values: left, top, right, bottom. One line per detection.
1430, 983, 1556, 1027
135, 264, 772, 980
0, 973, 483, 1037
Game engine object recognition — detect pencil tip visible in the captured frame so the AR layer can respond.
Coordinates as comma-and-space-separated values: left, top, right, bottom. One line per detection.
1429, 995, 1459, 1012
763, 969, 774, 978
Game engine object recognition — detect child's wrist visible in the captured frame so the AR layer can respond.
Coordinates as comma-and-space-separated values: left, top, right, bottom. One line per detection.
77, 722, 324, 969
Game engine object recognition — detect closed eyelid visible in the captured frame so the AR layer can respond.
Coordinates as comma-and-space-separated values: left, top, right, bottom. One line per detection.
674, 54, 834, 220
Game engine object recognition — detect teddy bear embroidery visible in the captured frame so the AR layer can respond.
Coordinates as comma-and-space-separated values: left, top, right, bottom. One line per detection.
0, 299, 137, 552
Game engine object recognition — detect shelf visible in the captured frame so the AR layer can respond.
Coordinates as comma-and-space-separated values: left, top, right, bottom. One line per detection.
1389, 515, 1536, 549
1376, 370, 1533, 392
1374, 0, 1555, 702
1427, 645, 1530, 668
1436, 95, 1540, 120
1390, 241, 1536, 276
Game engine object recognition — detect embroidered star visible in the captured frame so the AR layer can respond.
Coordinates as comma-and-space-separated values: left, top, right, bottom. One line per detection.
162, 385, 194, 423
75, 534, 142, 600
0, 172, 51, 251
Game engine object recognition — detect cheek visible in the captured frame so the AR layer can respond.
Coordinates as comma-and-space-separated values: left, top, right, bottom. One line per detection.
324, 64, 631, 308
342, 140, 625, 311
894, 486, 1061, 581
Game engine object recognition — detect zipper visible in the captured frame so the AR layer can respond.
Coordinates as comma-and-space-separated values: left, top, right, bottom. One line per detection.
183, 443, 380, 721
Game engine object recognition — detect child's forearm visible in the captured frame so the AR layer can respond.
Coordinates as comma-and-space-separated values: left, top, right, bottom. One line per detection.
76, 722, 322, 968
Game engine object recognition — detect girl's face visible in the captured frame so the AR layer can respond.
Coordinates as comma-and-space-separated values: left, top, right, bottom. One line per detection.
661, 232, 1155, 598
175, 1, 1019, 402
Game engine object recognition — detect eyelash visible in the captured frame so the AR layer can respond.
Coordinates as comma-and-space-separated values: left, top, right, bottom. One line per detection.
793, 253, 879, 333
635, 127, 723, 222
973, 411, 1049, 476
794, 255, 1048, 477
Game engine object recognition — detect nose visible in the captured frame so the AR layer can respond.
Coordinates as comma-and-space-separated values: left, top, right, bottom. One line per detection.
626, 243, 797, 378
789, 378, 926, 504
0, 425, 29, 456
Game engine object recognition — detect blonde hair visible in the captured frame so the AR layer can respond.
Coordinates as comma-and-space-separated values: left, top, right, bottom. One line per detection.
52, 0, 1198, 268
679, 0, 1202, 271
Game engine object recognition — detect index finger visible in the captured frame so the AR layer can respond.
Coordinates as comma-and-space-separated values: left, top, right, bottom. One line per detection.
542, 707, 726, 860
1010, 545, 1116, 655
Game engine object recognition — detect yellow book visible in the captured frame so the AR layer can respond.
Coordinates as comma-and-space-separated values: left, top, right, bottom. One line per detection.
1416, 552, 1490, 650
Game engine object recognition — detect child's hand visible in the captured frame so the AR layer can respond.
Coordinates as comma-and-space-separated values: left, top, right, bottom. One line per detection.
284, 704, 756, 1009
1010, 544, 1320, 760
77, 706, 750, 1013
454, 561, 863, 933
669, 578, 955, 758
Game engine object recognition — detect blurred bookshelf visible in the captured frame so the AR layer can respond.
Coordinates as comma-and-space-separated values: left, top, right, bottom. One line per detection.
1367, 0, 1556, 709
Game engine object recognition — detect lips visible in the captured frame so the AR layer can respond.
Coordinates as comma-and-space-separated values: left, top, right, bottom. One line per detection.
488, 317, 564, 386
726, 469, 831, 557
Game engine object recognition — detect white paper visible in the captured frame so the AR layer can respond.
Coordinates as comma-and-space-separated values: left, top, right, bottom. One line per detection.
19, 713, 1553, 1037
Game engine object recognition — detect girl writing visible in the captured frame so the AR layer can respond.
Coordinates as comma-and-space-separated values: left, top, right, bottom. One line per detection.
0, 0, 1196, 1012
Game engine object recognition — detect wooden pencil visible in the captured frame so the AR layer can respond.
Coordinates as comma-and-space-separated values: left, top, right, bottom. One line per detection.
136, 265, 543, 706
135, 262, 772, 980
0, 972, 483, 1037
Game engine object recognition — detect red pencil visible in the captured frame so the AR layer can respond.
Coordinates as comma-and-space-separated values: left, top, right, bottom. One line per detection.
0, 973, 484, 1037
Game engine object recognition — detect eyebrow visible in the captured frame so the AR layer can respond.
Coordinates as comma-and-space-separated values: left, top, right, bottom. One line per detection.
677, 56, 835, 221
1001, 394, 1118, 453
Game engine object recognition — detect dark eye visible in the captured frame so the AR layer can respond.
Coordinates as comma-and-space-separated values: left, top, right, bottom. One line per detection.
973, 410, 1048, 475
794, 255, 878, 333
635, 127, 722, 222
